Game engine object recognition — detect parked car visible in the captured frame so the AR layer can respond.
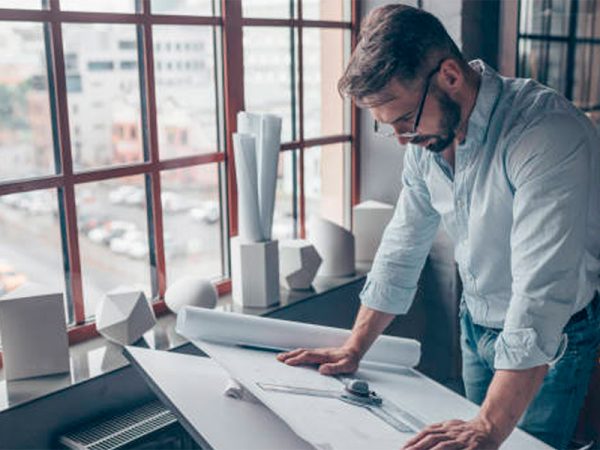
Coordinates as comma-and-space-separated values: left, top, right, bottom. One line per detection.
109, 185, 140, 205
189, 201, 220, 224
0, 262, 27, 296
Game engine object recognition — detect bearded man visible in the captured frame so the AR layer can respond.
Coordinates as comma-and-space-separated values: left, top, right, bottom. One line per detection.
278, 5, 600, 450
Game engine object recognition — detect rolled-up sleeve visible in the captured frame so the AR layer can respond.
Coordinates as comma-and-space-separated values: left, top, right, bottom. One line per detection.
360, 146, 440, 315
495, 113, 590, 370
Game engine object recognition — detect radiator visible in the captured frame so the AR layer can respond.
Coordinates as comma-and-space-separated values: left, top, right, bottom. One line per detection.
58, 400, 182, 450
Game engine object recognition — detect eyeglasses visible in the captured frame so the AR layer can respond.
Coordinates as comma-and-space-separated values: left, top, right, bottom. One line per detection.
374, 60, 444, 140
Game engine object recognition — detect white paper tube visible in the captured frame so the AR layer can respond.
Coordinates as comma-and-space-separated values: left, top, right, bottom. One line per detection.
258, 114, 282, 240
176, 306, 421, 368
233, 133, 264, 242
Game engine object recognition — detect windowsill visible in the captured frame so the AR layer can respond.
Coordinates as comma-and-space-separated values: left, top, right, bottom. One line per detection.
0, 266, 369, 414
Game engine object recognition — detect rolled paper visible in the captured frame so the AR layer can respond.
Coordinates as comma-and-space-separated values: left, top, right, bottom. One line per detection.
258, 115, 282, 240
177, 306, 421, 368
233, 133, 264, 242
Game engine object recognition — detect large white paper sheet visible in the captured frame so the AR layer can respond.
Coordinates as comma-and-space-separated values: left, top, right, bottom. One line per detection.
176, 307, 421, 368
176, 307, 553, 450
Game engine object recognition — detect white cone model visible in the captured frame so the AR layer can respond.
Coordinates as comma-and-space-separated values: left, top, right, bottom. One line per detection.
96, 288, 156, 345
353, 200, 394, 263
279, 240, 322, 290
164, 277, 218, 314
310, 218, 355, 277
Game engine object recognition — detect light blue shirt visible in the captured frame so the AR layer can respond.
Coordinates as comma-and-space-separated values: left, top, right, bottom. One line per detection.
360, 60, 600, 370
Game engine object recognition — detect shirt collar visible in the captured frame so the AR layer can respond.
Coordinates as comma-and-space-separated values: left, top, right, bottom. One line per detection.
462, 59, 503, 147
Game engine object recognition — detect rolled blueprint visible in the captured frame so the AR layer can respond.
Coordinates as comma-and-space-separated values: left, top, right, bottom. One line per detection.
235, 111, 281, 242
233, 133, 264, 242
176, 306, 421, 368
257, 114, 282, 240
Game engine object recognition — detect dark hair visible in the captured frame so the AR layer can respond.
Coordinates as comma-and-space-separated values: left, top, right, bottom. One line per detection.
338, 4, 466, 107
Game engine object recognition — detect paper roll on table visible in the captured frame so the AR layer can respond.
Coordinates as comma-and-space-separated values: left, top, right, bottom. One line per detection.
176, 306, 421, 368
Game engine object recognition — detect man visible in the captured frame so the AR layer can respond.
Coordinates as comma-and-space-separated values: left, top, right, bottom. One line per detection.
278, 4, 600, 450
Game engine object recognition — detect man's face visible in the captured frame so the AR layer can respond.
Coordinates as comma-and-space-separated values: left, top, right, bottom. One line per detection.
369, 76, 461, 153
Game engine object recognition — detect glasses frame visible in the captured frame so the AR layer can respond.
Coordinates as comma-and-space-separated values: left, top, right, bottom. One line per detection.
374, 60, 445, 139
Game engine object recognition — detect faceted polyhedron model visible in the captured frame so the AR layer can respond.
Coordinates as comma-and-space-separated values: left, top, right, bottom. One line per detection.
165, 276, 218, 314
353, 200, 394, 263
309, 218, 355, 277
279, 240, 322, 290
96, 288, 156, 345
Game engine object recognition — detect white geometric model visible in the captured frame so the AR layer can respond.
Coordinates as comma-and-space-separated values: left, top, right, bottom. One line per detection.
309, 218, 355, 277
0, 283, 70, 381
164, 276, 218, 314
353, 200, 394, 263
279, 240, 322, 290
232, 236, 280, 308
96, 288, 156, 345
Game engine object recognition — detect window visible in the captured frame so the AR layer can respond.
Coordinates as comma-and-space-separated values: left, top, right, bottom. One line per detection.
517, 0, 600, 128
0, 0, 357, 342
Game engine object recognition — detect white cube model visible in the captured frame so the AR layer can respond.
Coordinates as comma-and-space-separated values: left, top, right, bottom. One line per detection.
96, 288, 156, 345
353, 200, 394, 263
231, 237, 280, 308
0, 283, 70, 381
309, 218, 355, 277
279, 240, 322, 290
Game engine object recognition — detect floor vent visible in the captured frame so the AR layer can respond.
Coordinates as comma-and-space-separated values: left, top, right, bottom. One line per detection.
59, 400, 179, 450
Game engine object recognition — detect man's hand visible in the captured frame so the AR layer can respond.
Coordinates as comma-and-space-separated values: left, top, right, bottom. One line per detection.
276, 346, 361, 375
402, 418, 500, 450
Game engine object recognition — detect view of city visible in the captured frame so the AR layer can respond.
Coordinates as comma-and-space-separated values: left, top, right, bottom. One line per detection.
0, 0, 351, 322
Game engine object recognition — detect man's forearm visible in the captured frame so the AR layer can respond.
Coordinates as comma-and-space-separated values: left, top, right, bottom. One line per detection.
344, 305, 396, 358
477, 365, 548, 443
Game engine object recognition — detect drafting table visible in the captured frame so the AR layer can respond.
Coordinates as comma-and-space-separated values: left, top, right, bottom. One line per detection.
125, 346, 552, 450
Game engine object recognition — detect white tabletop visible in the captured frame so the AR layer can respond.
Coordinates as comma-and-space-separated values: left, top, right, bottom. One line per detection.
125, 347, 312, 450
126, 346, 552, 450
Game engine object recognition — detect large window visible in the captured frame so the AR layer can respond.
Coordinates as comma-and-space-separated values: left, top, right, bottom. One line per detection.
0, 0, 356, 341
517, 0, 600, 128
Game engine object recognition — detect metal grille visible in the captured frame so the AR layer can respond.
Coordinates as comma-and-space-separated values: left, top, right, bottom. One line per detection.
59, 400, 177, 450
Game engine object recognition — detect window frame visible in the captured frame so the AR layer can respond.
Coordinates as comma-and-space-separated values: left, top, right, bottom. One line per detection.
0, 0, 360, 346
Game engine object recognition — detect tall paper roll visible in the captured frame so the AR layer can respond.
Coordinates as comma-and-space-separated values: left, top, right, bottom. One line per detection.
258, 114, 282, 240
233, 133, 264, 241
176, 306, 421, 368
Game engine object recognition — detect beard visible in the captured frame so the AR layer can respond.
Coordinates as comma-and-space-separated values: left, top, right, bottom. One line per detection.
411, 89, 461, 154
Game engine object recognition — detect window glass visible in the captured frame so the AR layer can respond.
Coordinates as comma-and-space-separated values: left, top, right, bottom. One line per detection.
302, 0, 349, 21
76, 176, 152, 318
304, 143, 349, 236
0, 190, 67, 318
519, 0, 571, 36
161, 164, 223, 285
62, 24, 144, 171
243, 0, 295, 19
153, 26, 220, 158
272, 150, 297, 240
517, 39, 568, 93
151, 0, 217, 16
244, 26, 298, 142
60, 0, 136, 13
0, 22, 55, 182
303, 27, 349, 139
0, 0, 43, 8
577, 0, 600, 38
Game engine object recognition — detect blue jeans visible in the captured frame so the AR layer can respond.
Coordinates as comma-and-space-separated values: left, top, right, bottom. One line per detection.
460, 295, 600, 450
